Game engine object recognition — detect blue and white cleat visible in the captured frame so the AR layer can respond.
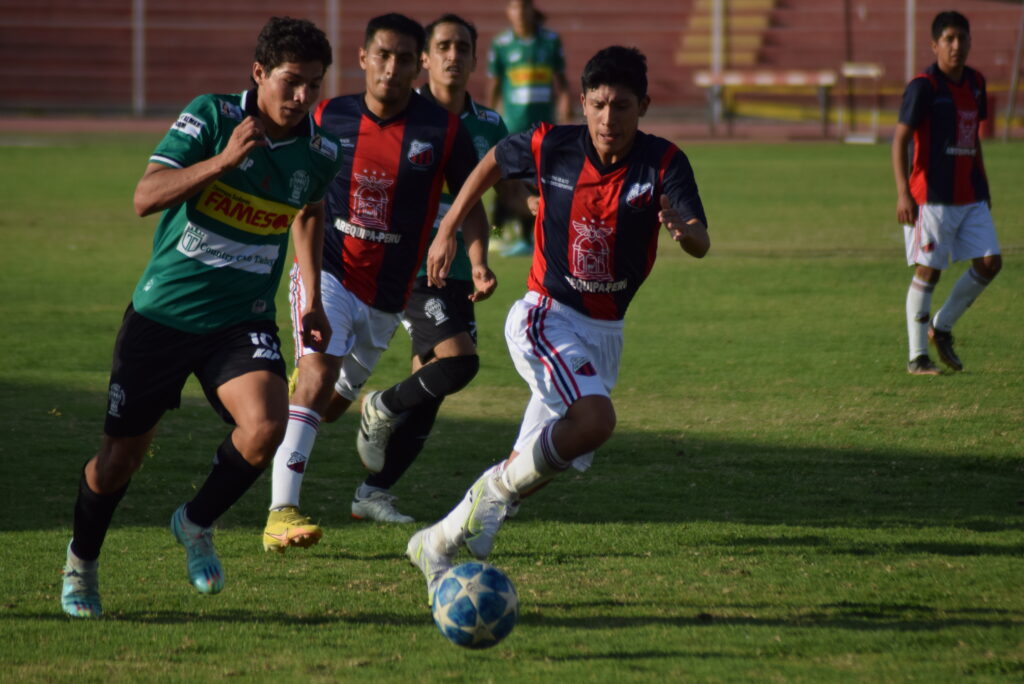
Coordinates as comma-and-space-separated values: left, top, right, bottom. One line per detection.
170, 504, 224, 595
61, 542, 102, 618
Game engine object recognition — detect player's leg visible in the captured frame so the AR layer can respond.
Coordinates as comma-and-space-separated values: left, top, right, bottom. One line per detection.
264, 267, 353, 552
930, 202, 1002, 370
356, 280, 479, 475
904, 205, 946, 375
63, 306, 188, 618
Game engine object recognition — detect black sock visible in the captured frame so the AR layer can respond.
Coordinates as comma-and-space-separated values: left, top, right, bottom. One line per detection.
365, 397, 443, 489
71, 467, 129, 562
380, 355, 479, 414
185, 435, 265, 528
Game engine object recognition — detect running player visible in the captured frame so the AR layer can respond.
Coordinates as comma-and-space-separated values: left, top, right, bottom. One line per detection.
351, 14, 509, 523
406, 46, 710, 597
60, 17, 340, 618
893, 10, 1002, 375
262, 14, 493, 550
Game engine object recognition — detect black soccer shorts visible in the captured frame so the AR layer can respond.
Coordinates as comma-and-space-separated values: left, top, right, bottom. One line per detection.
403, 276, 477, 363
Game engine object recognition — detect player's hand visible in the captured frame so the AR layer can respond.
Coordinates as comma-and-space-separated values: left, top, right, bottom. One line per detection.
469, 265, 497, 302
220, 116, 268, 170
300, 305, 332, 353
427, 231, 457, 288
896, 191, 918, 225
659, 194, 689, 242
526, 194, 540, 217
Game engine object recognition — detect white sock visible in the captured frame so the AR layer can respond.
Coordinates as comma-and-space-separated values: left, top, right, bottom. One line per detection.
356, 483, 385, 499
933, 267, 991, 332
270, 406, 321, 510
906, 276, 934, 360
501, 422, 567, 497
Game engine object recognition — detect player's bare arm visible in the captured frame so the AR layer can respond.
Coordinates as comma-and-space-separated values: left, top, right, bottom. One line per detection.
291, 200, 331, 352
133, 117, 268, 217
460, 201, 498, 302
659, 195, 710, 258
891, 122, 918, 224
428, 148, 503, 287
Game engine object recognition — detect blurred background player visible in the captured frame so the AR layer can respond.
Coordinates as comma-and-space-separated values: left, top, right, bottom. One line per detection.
407, 46, 710, 597
350, 14, 505, 523
893, 11, 1002, 376
487, 0, 571, 256
60, 17, 339, 618
263, 14, 492, 550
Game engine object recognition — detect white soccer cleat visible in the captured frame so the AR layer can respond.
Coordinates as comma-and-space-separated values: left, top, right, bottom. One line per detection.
356, 390, 402, 473
351, 489, 414, 523
462, 471, 514, 560
406, 525, 456, 603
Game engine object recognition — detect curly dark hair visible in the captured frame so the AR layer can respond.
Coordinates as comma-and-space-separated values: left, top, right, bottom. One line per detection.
254, 16, 332, 72
581, 46, 647, 101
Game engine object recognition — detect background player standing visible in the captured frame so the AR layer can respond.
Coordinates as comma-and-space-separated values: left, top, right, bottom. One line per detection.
60, 17, 339, 618
407, 46, 710, 596
351, 14, 506, 523
893, 11, 1002, 375
263, 14, 492, 550
488, 0, 571, 256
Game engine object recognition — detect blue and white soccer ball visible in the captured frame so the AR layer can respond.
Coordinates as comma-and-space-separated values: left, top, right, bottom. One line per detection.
431, 562, 519, 649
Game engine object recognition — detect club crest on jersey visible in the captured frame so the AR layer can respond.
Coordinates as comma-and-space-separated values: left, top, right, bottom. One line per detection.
571, 357, 597, 376
570, 218, 614, 282
289, 169, 310, 204
352, 169, 394, 229
407, 139, 435, 168
626, 182, 654, 210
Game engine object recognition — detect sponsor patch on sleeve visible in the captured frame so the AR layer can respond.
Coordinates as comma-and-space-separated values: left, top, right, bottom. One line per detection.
217, 98, 243, 120
310, 134, 339, 161
172, 113, 206, 140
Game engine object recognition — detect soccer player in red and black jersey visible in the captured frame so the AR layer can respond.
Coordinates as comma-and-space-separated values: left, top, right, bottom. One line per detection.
406, 45, 709, 596
263, 14, 494, 551
893, 11, 1002, 375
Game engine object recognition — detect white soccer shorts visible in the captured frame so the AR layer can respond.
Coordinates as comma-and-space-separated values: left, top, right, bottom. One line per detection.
505, 290, 624, 470
904, 201, 1000, 268
288, 264, 401, 401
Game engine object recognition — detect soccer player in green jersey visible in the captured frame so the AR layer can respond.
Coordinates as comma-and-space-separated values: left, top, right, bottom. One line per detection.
349, 14, 505, 523
487, 0, 570, 256
60, 17, 341, 618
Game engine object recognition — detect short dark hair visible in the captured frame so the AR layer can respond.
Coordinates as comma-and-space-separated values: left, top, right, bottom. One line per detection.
581, 46, 648, 101
932, 11, 969, 40
365, 13, 425, 56
425, 14, 479, 57
254, 17, 332, 72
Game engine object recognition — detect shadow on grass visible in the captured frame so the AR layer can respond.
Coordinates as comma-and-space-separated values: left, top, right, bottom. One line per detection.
4, 381, 1023, 533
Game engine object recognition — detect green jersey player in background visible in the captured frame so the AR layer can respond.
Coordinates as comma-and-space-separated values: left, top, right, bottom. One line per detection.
350, 14, 506, 523
60, 16, 341, 618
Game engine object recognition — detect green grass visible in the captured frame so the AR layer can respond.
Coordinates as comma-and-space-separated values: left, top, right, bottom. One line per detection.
1, 133, 1022, 682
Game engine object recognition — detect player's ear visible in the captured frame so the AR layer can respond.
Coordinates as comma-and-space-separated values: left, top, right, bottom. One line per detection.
638, 95, 651, 117
252, 62, 266, 85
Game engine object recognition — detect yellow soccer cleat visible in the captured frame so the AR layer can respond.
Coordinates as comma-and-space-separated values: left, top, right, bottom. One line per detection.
263, 506, 323, 553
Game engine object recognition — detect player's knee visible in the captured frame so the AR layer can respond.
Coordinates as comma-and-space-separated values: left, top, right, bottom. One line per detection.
976, 254, 1002, 280
235, 419, 286, 466
565, 396, 616, 452
425, 354, 480, 397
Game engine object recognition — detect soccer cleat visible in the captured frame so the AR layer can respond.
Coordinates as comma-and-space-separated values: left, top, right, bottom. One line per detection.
170, 504, 224, 594
406, 526, 455, 603
356, 390, 402, 473
351, 489, 414, 523
262, 506, 323, 553
907, 355, 942, 376
462, 471, 514, 560
61, 542, 101, 618
929, 325, 963, 371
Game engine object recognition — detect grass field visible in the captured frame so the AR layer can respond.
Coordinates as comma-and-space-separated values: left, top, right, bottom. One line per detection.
1, 132, 1022, 682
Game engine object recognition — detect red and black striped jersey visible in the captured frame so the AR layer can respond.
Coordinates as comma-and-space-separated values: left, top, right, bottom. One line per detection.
313, 92, 477, 312
494, 123, 707, 321
898, 64, 989, 206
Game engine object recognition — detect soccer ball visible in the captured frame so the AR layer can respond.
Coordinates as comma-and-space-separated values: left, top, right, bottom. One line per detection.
431, 562, 518, 649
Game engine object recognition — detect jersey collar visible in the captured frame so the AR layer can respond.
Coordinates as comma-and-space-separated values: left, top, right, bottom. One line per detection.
418, 84, 476, 119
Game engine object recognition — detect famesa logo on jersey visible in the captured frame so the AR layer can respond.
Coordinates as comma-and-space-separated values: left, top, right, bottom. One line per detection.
172, 113, 206, 139
196, 180, 298, 235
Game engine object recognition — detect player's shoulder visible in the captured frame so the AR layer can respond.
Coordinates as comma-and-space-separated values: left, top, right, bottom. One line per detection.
469, 99, 505, 128
493, 29, 515, 46
964, 65, 986, 86
168, 92, 240, 141
307, 123, 343, 166
538, 27, 560, 41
